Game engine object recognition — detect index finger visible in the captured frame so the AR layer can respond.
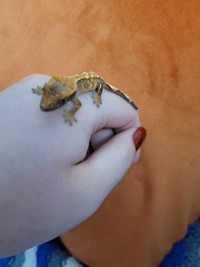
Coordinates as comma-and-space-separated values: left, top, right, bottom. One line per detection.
75, 86, 140, 136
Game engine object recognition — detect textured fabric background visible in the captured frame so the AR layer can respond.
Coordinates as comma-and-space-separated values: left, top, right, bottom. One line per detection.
1, 1, 200, 266
1, 219, 200, 266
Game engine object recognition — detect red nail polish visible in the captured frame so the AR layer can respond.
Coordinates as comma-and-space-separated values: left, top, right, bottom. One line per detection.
132, 127, 146, 151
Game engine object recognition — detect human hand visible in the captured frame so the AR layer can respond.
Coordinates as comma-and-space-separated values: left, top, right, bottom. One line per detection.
0, 74, 145, 257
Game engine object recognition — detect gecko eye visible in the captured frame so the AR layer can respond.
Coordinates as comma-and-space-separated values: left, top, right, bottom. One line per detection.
58, 97, 67, 105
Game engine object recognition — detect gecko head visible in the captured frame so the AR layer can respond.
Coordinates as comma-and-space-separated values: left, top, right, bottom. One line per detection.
40, 80, 73, 111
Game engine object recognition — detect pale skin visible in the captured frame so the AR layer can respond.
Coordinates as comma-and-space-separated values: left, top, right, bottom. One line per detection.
0, 74, 141, 257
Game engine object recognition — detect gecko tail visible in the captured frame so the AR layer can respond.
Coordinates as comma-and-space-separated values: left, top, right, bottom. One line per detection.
103, 83, 138, 110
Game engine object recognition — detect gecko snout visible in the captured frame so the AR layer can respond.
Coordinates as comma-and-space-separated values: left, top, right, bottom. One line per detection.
40, 102, 50, 111
40, 98, 55, 111
40, 96, 62, 111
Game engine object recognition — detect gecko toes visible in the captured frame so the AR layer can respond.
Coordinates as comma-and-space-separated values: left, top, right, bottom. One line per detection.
63, 110, 78, 125
32, 86, 44, 95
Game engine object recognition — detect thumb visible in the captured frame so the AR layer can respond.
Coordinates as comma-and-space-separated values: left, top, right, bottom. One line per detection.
73, 127, 146, 211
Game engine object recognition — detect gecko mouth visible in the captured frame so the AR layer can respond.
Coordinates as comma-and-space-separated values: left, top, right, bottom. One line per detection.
40, 105, 56, 111
40, 98, 68, 111
40, 91, 76, 111
40, 101, 59, 111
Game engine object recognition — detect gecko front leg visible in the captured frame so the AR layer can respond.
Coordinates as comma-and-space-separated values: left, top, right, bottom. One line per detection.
91, 84, 103, 108
32, 86, 44, 95
63, 96, 82, 126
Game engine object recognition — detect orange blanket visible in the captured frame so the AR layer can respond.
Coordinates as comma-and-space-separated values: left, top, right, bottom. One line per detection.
1, 1, 200, 266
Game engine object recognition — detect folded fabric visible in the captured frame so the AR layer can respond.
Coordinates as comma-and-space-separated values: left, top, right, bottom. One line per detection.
1, 219, 200, 266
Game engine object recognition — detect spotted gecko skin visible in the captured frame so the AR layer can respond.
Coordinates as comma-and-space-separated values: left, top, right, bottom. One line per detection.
32, 71, 138, 125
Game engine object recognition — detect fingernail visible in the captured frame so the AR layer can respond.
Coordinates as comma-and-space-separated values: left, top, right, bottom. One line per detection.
132, 127, 146, 151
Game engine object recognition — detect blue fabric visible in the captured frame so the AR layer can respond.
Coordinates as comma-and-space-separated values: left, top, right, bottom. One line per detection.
159, 237, 186, 266
36, 240, 61, 267
159, 219, 200, 266
0, 238, 85, 267
1, 218, 200, 267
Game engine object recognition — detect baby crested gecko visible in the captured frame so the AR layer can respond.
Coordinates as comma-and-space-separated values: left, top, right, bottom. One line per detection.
32, 71, 138, 125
